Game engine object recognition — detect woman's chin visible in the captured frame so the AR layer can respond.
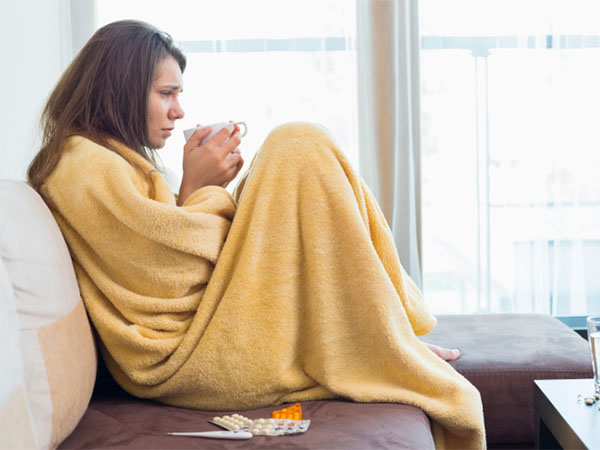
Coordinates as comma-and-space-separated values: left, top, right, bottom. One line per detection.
150, 139, 167, 149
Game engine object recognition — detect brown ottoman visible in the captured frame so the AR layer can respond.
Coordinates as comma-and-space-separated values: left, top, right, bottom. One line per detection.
421, 313, 593, 446
60, 382, 435, 449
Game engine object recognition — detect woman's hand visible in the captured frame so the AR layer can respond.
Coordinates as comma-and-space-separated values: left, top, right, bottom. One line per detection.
177, 125, 244, 205
425, 343, 461, 361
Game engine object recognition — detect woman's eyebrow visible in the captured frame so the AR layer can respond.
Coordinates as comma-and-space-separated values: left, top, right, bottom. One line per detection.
158, 84, 182, 91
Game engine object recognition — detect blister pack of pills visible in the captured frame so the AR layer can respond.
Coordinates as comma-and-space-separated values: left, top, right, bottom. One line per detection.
211, 413, 311, 436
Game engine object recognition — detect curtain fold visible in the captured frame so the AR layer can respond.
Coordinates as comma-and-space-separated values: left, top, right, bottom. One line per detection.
60, 0, 97, 69
356, 0, 423, 287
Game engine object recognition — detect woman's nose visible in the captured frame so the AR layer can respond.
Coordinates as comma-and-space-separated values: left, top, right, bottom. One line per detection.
170, 101, 185, 120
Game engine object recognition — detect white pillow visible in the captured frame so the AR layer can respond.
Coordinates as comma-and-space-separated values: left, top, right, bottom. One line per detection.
0, 180, 97, 449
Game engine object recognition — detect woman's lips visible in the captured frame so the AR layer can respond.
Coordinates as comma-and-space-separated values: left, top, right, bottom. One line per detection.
161, 128, 173, 137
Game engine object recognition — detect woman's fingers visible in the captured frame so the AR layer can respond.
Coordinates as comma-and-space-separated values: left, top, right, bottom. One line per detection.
224, 150, 242, 168
185, 126, 212, 149
233, 160, 244, 179
228, 120, 240, 134
219, 153, 244, 188
221, 132, 242, 155
208, 127, 233, 147
202, 127, 242, 154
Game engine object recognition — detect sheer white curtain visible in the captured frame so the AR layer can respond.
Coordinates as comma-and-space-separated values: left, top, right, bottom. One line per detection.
356, 0, 423, 287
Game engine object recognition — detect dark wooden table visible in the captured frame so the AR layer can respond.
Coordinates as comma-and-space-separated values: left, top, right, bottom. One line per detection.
534, 379, 600, 449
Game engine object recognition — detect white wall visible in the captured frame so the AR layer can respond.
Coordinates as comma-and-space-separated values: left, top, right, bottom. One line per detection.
0, 0, 64, 180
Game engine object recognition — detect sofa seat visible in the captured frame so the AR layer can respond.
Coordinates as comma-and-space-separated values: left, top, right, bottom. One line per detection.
60, 313, 592, 449
59, 382, 435, 449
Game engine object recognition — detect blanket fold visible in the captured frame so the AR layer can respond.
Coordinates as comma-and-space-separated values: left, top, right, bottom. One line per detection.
43, 124, 485, 448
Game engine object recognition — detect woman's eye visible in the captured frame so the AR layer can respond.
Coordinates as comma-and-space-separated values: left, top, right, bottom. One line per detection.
162, 91, 172, 97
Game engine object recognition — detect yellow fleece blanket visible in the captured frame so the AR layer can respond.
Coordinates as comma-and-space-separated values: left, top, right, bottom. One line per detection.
42, 123, 485, 448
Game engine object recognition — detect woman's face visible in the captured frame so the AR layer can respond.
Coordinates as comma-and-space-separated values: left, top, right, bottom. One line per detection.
146, 56, 185, 149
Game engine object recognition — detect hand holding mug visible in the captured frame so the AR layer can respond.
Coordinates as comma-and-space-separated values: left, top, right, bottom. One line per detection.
177, 121, 246, 205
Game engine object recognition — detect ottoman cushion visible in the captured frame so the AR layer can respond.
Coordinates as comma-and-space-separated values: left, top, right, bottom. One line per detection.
421, 313, 593, 445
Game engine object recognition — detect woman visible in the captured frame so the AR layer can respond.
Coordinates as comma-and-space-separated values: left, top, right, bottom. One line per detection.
29, 20, 484, 448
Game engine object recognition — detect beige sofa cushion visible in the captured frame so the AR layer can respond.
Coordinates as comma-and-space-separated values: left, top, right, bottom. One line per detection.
0, 256, 37, 449
0, 180, 97, 449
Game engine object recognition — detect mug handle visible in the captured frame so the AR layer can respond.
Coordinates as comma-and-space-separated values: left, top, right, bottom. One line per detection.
233, 121, 248, 137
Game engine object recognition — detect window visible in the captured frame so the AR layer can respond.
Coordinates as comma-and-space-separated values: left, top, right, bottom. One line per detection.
97, 0, 600, 317
97, 0, 358, 185
420, 0, 600, 315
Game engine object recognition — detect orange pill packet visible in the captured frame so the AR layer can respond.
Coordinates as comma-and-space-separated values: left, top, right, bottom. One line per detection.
272, 403, 302, 420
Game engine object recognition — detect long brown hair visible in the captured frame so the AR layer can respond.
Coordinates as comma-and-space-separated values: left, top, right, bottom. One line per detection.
28, 20, 186, 191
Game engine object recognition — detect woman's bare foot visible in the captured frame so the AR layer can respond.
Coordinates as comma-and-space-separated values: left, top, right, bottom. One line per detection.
425, 343, 461, 361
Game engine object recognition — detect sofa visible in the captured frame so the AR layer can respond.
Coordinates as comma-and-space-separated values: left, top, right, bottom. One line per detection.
1, 179, 593, 449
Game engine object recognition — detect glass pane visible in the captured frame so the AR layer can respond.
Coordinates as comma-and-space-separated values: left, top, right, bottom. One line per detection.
420, 1, 600, 315
421, 50, 479, 314
486, 48, 600, 314
96, 0, 358, 186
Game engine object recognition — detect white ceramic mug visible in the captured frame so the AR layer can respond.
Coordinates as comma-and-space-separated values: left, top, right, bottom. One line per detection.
183, 122, 247, 143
